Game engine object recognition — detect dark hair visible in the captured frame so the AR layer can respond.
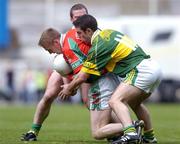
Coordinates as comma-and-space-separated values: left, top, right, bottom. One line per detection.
73, 14, 98, 32
70, 3, 88, 18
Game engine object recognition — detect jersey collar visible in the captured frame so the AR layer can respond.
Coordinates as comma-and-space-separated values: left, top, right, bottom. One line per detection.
91, 29, 101, 44
60, 33, 65, 47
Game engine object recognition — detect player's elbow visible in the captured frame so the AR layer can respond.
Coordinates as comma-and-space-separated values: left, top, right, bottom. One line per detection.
78, 71, 89, 83
78, 76, 87, 83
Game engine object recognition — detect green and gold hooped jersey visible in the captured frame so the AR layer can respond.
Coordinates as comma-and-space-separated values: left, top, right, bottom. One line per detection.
81, 29, 150, 78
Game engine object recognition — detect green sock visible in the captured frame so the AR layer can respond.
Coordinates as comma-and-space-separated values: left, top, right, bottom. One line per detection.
31, 124, 42, 135
144, 129, 155, 139
123, 125, 136, 134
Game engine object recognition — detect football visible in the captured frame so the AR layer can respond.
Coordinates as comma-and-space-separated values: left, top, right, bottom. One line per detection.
53, 54, 73, 76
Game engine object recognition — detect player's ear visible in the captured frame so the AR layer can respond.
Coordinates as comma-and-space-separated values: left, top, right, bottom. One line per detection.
86, 28, 94, 36
86, 28, 94, 35
86, 28, 92, 33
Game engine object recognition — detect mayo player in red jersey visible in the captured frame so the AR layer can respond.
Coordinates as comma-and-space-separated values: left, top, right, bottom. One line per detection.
21, 4, 91, 141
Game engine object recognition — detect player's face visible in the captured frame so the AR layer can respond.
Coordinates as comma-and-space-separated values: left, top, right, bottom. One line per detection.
71, 8, 87, 22
44, 39, 62, 54
76, 27, 92, 44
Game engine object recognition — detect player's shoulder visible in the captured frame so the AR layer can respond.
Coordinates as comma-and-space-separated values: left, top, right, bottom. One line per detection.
65, 28, 76, 37
100, 29, 118, 35
63, 28, 77, 42
92, 29, 116, 40
98, 29, 123, 40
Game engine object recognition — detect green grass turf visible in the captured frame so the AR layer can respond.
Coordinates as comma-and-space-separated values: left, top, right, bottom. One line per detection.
0, 103, 180, 144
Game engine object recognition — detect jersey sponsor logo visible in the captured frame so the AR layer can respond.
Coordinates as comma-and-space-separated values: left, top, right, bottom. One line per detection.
99, 30, 113, 41
71, 59, 83, 69
84, 61, 96, 69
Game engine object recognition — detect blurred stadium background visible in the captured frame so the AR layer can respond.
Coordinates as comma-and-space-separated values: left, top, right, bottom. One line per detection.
0, 0, 180, 104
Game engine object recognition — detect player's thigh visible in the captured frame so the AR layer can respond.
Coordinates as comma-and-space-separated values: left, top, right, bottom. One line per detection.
112, 59, 161, 104
44, 71, 64, 99
90, 109, 112, 132
110, 82, 145, 104
89, 73, 120, 132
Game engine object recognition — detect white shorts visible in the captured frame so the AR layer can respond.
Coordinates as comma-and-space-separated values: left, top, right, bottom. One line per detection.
89, 73, 120, 110
122, 58, 162, 93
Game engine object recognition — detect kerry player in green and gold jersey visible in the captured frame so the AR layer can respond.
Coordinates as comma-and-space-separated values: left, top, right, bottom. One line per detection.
59, 14, 161, 144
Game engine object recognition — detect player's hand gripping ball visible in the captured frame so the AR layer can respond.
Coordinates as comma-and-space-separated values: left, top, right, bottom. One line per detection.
53, 54, 72, 77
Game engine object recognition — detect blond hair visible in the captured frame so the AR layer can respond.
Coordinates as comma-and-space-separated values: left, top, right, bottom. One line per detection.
38, 28, 60, 48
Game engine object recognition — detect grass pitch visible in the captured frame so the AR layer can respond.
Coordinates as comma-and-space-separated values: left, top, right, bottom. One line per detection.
0, 103, 180, 144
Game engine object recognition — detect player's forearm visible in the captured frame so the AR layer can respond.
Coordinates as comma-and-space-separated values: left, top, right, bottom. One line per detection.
68, 71, 89, 91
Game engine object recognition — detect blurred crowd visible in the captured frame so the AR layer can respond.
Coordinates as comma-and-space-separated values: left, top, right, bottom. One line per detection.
0, 60, 48, 103
0, 59, 82, 104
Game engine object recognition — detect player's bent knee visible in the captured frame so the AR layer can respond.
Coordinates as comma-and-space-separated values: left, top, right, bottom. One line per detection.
108, 99, 115, 109
109, 97, 127, 109
91, 131, 103, 140
108, 98, 118, 108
